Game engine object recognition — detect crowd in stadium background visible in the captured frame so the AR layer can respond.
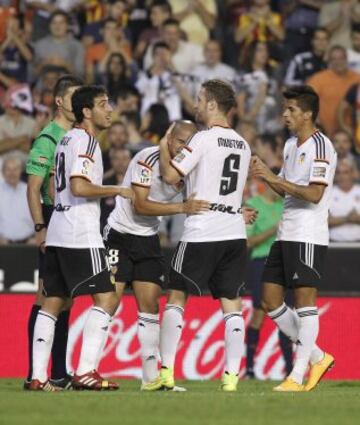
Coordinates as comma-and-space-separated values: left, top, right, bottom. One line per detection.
0, 0, 360, 246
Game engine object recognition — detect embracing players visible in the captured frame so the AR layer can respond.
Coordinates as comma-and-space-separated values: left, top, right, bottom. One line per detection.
251, 85, 336, 392
103, 120, 210, 390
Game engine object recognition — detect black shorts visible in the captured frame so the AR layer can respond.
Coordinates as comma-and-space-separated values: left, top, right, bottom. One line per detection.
262, 241, 328, 289
43, 246, 114, 298
38, 205, 53, 279
169, 239, 247, 299
104, 226, 165, 286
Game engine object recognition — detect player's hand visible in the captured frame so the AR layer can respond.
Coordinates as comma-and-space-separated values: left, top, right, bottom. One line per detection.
119, 186, 135, 203
250, 155, 274, 182
243, 207, 258, 225
35, 228, 47, 254
182, 193, 210, 215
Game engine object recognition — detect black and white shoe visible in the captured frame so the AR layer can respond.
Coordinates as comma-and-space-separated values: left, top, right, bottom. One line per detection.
50, 374, 73, 390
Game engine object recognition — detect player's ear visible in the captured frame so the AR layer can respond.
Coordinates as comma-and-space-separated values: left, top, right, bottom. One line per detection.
83, 107, 92, 119
55, 96, 62, 108
304, 110, 312, 121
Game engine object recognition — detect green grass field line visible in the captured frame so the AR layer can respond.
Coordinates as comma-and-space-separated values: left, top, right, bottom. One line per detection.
0, 380, 359, 425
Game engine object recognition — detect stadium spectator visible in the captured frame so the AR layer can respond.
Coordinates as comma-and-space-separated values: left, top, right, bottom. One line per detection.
234, 0, 285, 64
32, 10, 84, 78
236, 41, 281, 135
190, 39, 236, 97
102, 120, 129, 173
82, 0, 129, 47
0, 14, 33, 84
280, 0, 324, 61
0, 155, 34, 244
284, 27, 329, 87
101, 147, 131, 229
112, 85, 140, 120
308, 45, 360, 136
329, 159, 360, 242
134, 1, 172, 63
338, 82, 360, 155
121, 111, 152, 154
143, 18, 204, 74
85, 17, 132, 84
319, 0, 360, 48
0, 3, 16, 44
347, 25, 360, 74
332, 130, 360, 175
141, 103, 170, 144
136, 42, 182, 121
169, 0, 217, 45
0, 85, 36, 179
31, 65, 65, 109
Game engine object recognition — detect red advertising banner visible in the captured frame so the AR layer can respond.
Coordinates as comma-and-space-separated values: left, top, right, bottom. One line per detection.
0, 295, 359, 380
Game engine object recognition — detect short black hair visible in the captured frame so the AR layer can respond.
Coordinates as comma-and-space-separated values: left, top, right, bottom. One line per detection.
283, 85, 319, 122
153, 41, 170, 54
163, 18, 180, 27
71, 85, 107, 124
115, 85, 140, 101
53, 74, 83, 98
202, 79, 237, 113
49, 9, 70, 25
312, 27, 329, 38
151, 1, 172, 15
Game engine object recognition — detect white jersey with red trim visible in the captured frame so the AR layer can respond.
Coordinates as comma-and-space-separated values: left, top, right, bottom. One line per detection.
277, 130, 337, 245
108, 146, 180, 236
46, 127, 104, 248
170, 126, 251, 242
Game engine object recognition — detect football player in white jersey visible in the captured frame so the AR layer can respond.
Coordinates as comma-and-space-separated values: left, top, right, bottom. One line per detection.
29, 86, 133, 391
103, 120, 210, 390
153, 79, 254, 392
251, 85, 337, 392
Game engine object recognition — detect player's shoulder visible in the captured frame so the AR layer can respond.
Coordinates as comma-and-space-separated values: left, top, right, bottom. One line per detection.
135, 146, 160, 168
310, 131, 335, 159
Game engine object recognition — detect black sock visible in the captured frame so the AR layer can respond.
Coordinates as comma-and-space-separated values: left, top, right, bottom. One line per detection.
51, 310, 70, 380
279, 330, 293, 375
27, 304, 41, 381
246, 327, 260, 374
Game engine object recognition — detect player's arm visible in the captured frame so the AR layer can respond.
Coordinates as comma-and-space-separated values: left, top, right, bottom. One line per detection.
159, 125, 183, 185
132, 184, 210, 216
27, 174, 47, 251
70, 176, 134, 200
251, 156, 325, 204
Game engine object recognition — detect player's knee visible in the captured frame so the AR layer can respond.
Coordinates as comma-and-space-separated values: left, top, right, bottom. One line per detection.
167, 290, 187, 307
95, 291, 119, 315
261, 299, 277, 313
138, 300, 159, 314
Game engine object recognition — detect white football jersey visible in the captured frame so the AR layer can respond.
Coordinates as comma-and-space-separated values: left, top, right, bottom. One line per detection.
277, 130, 337, 246
108, 146, 180, 236
46, 128, 104, 248
329, 184, 360, 242
170, 126, 251, 242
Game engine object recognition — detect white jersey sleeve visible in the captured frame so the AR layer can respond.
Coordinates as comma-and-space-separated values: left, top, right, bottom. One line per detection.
131, 159, 154, 188
309, 135, 332, 186
69, 135, 98, 183
170, 133, 205, 177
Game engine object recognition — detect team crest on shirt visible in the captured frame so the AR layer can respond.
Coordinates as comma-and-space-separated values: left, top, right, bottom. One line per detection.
81, 159, 90, 175
298, 153, 306, 164
140, 167, 151, 184
173, 152, 185, 163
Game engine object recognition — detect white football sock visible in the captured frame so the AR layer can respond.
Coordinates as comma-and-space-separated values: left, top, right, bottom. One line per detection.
76, 307, 111, 376
32, 310, 57, 382
95, 317, 111, 369
138, 312, 160, 383
290, 307, 320, 384
268, 303, 323, 365
224, 312, 245, 375
160, 304, 184, 369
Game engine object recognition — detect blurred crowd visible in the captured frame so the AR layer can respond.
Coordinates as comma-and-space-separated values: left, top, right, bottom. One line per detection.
1, 0, 360, 245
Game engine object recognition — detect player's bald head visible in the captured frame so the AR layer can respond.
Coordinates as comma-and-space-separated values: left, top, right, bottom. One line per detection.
171, 120, 197, 138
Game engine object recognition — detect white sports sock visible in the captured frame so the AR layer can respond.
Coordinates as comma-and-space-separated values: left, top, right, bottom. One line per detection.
32, 310, 57, 382
138, 312, 160, 383
95, 317, 111, 369
224, 312, 245, 375
268, 303, 323, 365
76, 307, 111, 376
160, 304, 184, 369
290, 307, 320, 384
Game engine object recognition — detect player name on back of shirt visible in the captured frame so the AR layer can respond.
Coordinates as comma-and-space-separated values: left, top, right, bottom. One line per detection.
217, 137, 246, 149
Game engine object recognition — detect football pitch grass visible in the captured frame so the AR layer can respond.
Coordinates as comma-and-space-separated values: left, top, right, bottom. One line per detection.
0, 380, 359, 425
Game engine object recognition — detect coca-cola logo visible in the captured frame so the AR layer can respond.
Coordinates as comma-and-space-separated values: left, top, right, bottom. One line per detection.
67, 298, 331, 381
